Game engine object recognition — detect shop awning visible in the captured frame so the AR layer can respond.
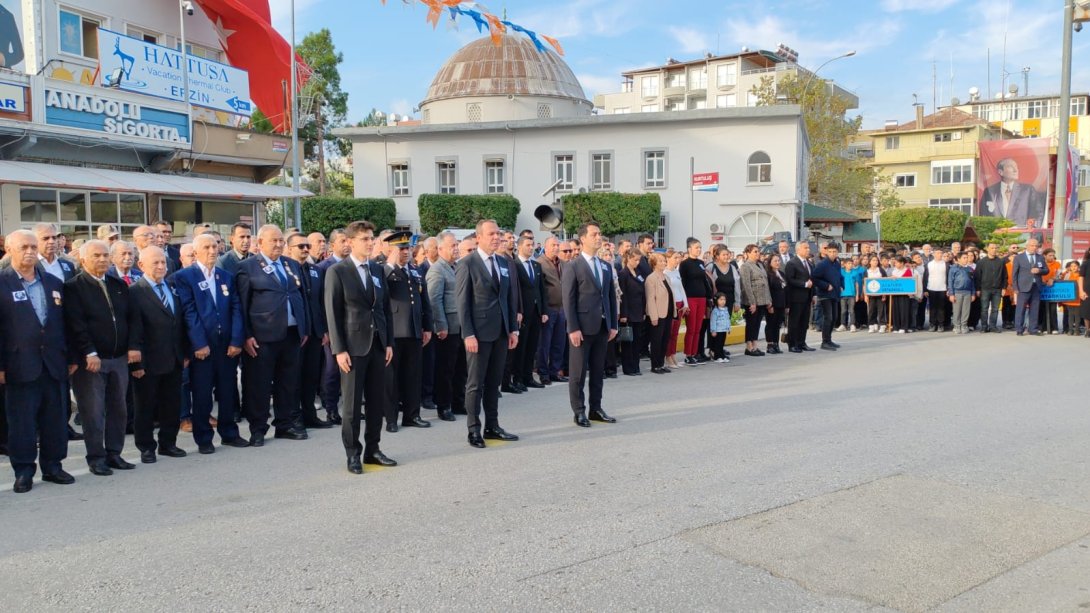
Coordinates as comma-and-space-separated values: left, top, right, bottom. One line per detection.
0, 160, 310, 201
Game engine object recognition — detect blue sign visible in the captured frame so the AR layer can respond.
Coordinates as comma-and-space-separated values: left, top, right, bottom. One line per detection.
863, 277, 917, 296
44, 88, 189, 145
1041, 280, 1077, 302
97, 29, 252, 117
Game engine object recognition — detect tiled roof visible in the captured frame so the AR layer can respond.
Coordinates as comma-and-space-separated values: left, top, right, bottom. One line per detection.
887, 107, 990, 132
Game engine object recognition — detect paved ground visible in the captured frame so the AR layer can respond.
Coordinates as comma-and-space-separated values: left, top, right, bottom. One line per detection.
2, 330, 1090, 612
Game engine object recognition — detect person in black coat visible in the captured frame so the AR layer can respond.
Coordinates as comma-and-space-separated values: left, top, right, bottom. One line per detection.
811, 243, 844, 350
783, 241, 816, 352
512, 235, 547, 390
0, 230, 73, 492
382, 232, 433, 432
617, 250, 647, 376
286, 232, 332, 430
129, 246, 190, 460
766, 254, 788, 354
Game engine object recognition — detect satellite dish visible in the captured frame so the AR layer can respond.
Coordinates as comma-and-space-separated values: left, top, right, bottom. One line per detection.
951, 97, 961, 106
1008, 83, 1019, 95
968, 86, 979, 96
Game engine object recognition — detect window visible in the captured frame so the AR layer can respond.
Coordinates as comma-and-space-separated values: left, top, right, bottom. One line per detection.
894, 173, 917, 188
716, 94, 736, 108
126, 25, 159, 44
466, 103, 482, 122
613, 107, 630, 114
688, 98, 706, 110
185, 43, 222, 62
390, 164, 409, 197
928, 198, 974, 214
931, 161, 973, 184
643, 150, 666, 188
591, 153, 612, 191
746, 91, 758, 106
1080, 166, 1090, 188
689, 67, 707, 90
656, 213, 668, 248
59, 8, 102, 59
1070, 132, 1078, 147
641, 75, 659, 97
885, 136, 900, 150
1072, 97, 1087, 116
747, 151, 772, 184
20, 188, 146, 238
553, 154, 574, 191
1027, 99, 1045, 119
716, 63, 737, 87
933, 132, 962, 142
666, 71, 685, 88
485, 160, 505, 194
726, 211, 785, 250
437, 161, 457, 194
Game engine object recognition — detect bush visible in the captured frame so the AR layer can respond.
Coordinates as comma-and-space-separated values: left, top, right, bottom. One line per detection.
560, 192, 661, 237
967, 216, 1015, 243
266, 197, 396, 235
879, 208, 966, 245
417, 194, 520, 235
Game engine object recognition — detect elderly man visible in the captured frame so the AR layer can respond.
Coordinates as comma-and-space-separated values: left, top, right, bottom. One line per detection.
65, 240, 142, 475
237, 224, 309, 446
129, 246, 189, 461
1011, 238, 1048, 336
286, 231, 331, 429
107, 240, 141, 286
217, 223, 252, 276
426, 231, 464, 421
32, 223, 82, 441
0, 230, 74, 492
178, 243, 196, 268
317, 228, 350, 424
307, 231, 327, 263
458, 233, 477, 260
536, 235, 567, 384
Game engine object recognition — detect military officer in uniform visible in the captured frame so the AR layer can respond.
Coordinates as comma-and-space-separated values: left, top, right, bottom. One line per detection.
382, 231, 433, 432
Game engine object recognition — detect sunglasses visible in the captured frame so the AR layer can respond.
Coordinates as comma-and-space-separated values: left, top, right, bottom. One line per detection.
561, 249, 573, 253
293, 243, 311, 250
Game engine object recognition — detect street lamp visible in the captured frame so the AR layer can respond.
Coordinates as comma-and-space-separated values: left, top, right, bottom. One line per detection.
1051, 0, 1089, 258
289, 0, 302, 230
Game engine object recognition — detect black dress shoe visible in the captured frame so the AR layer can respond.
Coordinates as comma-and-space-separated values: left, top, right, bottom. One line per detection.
605, 372, 618, 379
140, 450, 157, 464
651, 367, 668, 374
347, 456, 363, 474
421, 399, 437, 410
221, 438, 250, 448
829, 341, 841, 349
589, 409, 616, 423
500, 384, 522, 394
468, 432, 486, 448
89, 462, 113, 476
551, 375, 569, 383
159, 446, 188, 457
106, 455, 135, 470
438, 408, 456, 421
67, 425, 84, 441
386, 423, 399, 433
766, 346, 782, 354
326, 410, 342, 425
525, 381, 545, 389
514, 382, 529, 393
250, 433, 265, 447
483, 427, 519, 441
364, 450, 398, 466
13, 476, 31, 493
274, 428, 308, 440
402, 417, 432, 428
800, 344, 817, 352
623, 371, 642, 376
789, 347, 804, 353
42, 470, 74, 485
452, 407, 468, 415
574, 413, 591, 427
304, 417, 334, 429
820, 342, 838, 351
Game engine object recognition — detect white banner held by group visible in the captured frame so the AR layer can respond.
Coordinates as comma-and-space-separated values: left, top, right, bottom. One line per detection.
97, 28, 252, 117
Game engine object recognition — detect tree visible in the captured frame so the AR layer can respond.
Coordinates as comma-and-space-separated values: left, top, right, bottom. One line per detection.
296, 29, 350, 194
250, 109, 275, 133
752, 74, 902, 216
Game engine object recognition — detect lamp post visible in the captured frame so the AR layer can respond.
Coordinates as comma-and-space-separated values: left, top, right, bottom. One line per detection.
290, 0, 302, 230
177, 1, 193, 148
1051, 0, 1089, 258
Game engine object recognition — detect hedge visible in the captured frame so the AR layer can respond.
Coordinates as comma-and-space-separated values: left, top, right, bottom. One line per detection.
560, 192, 661, 237
879, 207, 966, 245
966, 215, 1015, 243
267, 197, 396, 235
417, 194, 520, 235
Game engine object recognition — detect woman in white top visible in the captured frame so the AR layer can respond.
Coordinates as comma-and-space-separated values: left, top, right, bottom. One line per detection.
663, 251, 689, 369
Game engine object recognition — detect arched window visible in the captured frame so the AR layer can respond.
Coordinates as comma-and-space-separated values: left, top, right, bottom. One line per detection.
726, 210, 785, 251
748, 151, 772, 184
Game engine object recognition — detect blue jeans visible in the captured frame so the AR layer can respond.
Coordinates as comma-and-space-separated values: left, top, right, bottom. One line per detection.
537, 308, 567, 378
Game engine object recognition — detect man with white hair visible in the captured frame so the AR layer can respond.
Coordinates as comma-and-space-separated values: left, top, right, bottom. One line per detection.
307, 231, 327, 262
178, 243, 196, 268
107, 240, 141, 286
33, 223, 78, 284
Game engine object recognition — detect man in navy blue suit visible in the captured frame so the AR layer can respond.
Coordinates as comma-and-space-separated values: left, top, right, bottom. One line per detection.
174, 233, 249, 450
0, 230, 74, 492
236, 224, 309, 447
316, 228, 349, 424
1011, 238, 1048, 336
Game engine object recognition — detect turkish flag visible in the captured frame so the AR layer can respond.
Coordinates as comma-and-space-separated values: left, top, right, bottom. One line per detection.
193, 0, 308, 132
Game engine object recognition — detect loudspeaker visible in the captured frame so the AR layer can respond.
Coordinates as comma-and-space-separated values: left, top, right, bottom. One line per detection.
534, 205, 564, 231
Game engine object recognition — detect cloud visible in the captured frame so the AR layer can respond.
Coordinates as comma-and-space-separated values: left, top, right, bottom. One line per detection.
576, 73, 623, 98
667, 26, 711, 55
519, 0, 639, 39
724, 15, 900, 63
881, 0, 958, 12
388, 98, 413, 118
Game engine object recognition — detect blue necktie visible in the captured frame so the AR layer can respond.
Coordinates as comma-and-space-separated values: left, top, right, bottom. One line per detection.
273, 260, 289, 287
156, 283, 174, 314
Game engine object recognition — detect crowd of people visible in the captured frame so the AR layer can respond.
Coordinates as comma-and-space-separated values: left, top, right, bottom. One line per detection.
2, 217, 1088, 492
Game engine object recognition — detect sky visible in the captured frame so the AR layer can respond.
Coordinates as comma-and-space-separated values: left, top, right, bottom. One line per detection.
269, 0, 1090, 130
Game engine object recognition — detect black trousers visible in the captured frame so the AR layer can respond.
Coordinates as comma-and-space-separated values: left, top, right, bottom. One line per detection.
787, 300, 811, 348
915, 297, 927, 329
1002, 294, 1016, 328
743, 306, 765, 342
765, 308, 784, 346
298, 332, 324, 425
512, 308, 542, 385
648, 318, 671, 369
819, 299, 836, 343
421, 338, 435, 403
5, 372, 67, 479
243, 326, 301, 436
340, 341, 386, 458
928, 291, 947, 327
568, 328, 608, 413
464, 337, 507, 433
133, 367, 182, 452
620, 321, 644, 374
319, 343, 341, 412
433, 332, 466, 411
604, 338, 618, 375
385, 337, 422, 425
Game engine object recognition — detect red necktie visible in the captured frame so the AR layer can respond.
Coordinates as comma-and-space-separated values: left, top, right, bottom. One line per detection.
123, 274, 132, 286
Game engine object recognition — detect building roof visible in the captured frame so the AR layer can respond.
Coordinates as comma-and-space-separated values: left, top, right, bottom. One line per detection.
886, 107, 990, 132
619, 50, 778, 77
842, 222, 878, 243
803, 203, 863, 222
421, 35, 588, 106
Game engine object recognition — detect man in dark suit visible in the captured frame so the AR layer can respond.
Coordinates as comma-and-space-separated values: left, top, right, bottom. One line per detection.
286, 232, 332, 429
426, 231, 464, 422
784, 241, 816, 353
980, 159, 1046, 226
217, 223, 252, 276
536, 236, 567, 384
65, 239, 143, 476
325, 221, 396, 474
237, 224, 309, 446
382, 231, 433, 432
174, 233, 249, 450
32, 222, 81, 441
129, 246, 190, 460
1011, 238, 1048, 336
0, 230, 73, 492
513, 235, 547, 390
811, 242, 844, 351
154, 220, 182, 271
317, 228, 350, 424
563, 222, 619, 428
455, 219, 520, 449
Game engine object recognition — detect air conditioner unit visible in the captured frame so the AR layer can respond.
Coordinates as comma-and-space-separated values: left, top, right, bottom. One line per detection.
709, 223, 722, 233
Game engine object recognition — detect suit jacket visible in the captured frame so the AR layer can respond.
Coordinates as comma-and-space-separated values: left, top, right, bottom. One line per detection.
981, 181, 1046, 226
455, 250, 519, 343
514, 256, 546, 317
0, 268, 66, 382
236, 254, 308, 343
35, 255, 78, 282
618, 268, 646, 323
173, 265, 244, 352
1011, 251, 1047, 293
128, 276, 187, 375
426, 257, 459, 335
385, 262, 432, 339
536, 255, 563, 310
324, 256, 392, 357
217, 250, 249, 277
64, 271, 142, 362
644, 270, 672, 324
300, 260, 328, 338
784, 257, 815, 304
767, 268, 788, 310
563, 254, 619, 336
107, 265, 143, 285
165, 244, 182, 271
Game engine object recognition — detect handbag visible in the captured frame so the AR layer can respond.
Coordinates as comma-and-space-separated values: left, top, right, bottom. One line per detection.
617, 325, 634, 342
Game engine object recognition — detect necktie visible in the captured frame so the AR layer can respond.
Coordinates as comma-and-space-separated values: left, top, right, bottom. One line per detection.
526, 260, 534, 283
490, 256, 500, 285
156, 283, 174, 314
593, 257, 602, 287
273, 260, 288, 287
123, 273, 132, 286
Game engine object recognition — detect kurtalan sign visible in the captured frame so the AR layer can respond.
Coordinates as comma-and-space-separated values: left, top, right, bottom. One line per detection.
44, 89, 190, 145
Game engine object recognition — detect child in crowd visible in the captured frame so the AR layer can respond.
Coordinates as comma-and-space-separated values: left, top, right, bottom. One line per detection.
838, 258, 862, 332
708, 292, 732, 363
865, 255, 887, 333
890, 255, 914, 333
947, 251, 976, 334
1061, 260, 1082, 335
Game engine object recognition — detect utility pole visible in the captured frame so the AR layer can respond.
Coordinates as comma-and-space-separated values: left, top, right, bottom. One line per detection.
316, 93, 326, 196
289, 0, 302, 229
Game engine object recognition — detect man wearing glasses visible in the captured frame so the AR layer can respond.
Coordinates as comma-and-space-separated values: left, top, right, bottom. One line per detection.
287, 232, 332, 429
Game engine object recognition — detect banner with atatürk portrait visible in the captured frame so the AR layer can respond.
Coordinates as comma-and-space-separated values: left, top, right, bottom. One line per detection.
978, 138, 1050, 228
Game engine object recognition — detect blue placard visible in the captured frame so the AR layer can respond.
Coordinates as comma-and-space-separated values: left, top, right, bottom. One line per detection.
44, 88, 189, 145
1040, 280, 1077, 302
863, 277, 917, 296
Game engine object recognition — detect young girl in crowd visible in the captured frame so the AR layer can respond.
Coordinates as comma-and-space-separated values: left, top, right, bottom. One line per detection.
865, 255, 888, 333
708, 292, 732, 363
890, 255, 914, 334
1061, 260, 1082, 335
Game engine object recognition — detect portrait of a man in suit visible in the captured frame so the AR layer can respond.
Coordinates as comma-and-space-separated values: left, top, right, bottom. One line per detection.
980, 158, 1046, 227
0, 0, 23, 71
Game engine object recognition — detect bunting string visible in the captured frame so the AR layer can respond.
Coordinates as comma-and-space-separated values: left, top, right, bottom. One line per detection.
379, 0, 564, 55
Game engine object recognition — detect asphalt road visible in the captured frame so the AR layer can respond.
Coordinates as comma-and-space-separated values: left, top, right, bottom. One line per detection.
2, 330, 1089, 612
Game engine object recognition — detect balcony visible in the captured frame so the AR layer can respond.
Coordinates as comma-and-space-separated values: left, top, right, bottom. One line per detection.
174, 124, 290, 182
